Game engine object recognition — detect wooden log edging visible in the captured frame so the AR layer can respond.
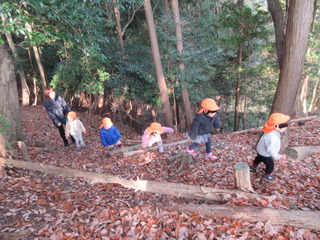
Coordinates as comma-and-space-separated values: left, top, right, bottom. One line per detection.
168, 204, 320, 231
0, 157, 257, 203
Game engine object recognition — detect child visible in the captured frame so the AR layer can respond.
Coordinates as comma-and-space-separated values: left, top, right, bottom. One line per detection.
99, 117, 123, 149
65, 111, 87, 149
250, 113, 290, 182
141, 122, 174, 152
186, 98, 220, 160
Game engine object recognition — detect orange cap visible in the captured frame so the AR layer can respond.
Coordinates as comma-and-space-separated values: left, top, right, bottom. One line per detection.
100, 117, 113, 129
146, 122, 164, 134
262, 113, 290, 133
198, 98, 219, 113
67, 111, 77, 119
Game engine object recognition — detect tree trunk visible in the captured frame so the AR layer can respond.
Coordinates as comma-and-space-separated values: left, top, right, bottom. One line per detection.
113, 0, 125, 56
169, 204, 320, 231
285, 146, 320, 161
0, 44, 23, 142
143, 0, 174, 128
0, 157, 259, 203
233, 0, 244, 132
267, 0, 286, 67
271, 1, 314, 115
2, 14, 30, 105
171, 0, 193, 131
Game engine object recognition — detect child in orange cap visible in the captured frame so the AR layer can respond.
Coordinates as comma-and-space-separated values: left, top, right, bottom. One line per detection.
99, 117, 123, 149
250, 113, 290, 181
141, 122, 174, 152
65, 111, 87, 149
186, 98, 220, 160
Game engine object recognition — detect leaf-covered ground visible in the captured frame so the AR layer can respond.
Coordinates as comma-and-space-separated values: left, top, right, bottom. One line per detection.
1, 105, 319, 239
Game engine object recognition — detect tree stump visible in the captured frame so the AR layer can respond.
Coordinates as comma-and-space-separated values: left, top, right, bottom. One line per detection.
285, 146, 320, 161
167, 152, 195, 173
233, 162, 254, 193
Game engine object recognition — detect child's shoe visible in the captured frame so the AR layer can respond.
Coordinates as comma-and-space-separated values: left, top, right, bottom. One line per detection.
250, 165, 262, 173
81, 144, 87, 148
263, 175, 275, 182
186, 147, 196, 157
206, 152, 218, 160
76, 145, 81, 150
64, 140, 69, 147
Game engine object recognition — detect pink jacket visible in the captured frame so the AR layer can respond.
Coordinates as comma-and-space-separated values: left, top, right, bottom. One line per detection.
141, 127, 174, 148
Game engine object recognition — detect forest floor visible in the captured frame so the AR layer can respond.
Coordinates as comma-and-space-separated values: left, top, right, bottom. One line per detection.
0, 105, 320, 240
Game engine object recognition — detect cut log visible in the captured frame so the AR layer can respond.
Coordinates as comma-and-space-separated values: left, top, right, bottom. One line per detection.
168, 204, 320, 231
0, 157, 258, 203
285, 146, 320, 161
121, 139, 188, 157
231, 116, 320, 135
233, 162, 254, 193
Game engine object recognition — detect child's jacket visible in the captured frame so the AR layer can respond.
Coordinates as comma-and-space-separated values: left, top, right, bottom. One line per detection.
45, 95, 70, 126
100, 126, 122, 146
141, 127, 174, 148
256, 131, 282, 160
66, 119, 86, 137
188, 112, 220, 140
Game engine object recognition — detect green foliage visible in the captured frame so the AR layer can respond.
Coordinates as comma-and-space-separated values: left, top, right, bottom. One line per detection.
0, 114, 14, 150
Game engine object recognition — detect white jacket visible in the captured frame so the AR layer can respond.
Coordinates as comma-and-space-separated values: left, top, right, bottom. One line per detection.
256, 131, 282, 161
65, 119, 86, 137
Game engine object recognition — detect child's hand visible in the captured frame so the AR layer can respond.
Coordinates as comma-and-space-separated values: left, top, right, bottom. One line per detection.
279, 155, 287, 166
83, 131, 86, 134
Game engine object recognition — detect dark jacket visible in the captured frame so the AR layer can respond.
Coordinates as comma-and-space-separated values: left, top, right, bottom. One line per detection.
189, 112, 220, 140
45, 95, 71, 126
100, 126, 122, 146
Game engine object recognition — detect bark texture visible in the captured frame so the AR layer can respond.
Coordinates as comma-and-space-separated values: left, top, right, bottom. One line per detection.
0, 44, 23, 141
271, 0, 314, 115
143, 0, 174, 128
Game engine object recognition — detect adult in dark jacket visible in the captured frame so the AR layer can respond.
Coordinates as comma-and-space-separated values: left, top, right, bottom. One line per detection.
44, 88, 73, 147
186, 98, 220, 160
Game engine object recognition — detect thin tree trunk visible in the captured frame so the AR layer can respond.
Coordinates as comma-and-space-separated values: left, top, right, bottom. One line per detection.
234, 0, 244, 132
143, 0, 173, 128
113, 0, 125, 56
271, 0, 314, 115
171, 0, 193, 131
1, 15, 30, 105
308, 78, 319, 113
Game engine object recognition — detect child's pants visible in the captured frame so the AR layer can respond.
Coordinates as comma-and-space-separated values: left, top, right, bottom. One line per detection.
72, 134, 85, 148
188, 135, 212, 154
253, 154, 274, 174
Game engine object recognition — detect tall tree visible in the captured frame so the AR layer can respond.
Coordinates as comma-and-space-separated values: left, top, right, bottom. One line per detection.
171, 0, 193, 130
143, 0, 173, 128
271, 0, 314, 115
1, 14, 30, 105
266, 0, 286, 67
0, 43, 23, 143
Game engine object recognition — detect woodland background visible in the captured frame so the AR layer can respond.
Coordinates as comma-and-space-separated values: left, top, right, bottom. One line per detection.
0, 0, 320, 239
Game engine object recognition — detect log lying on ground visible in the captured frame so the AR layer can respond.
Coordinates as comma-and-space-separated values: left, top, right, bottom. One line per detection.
285, 146, 320, 161
0, 157, 258, 203
168, 204, 320, 231
119, 139, 189, 157
231, 115, 320, 135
